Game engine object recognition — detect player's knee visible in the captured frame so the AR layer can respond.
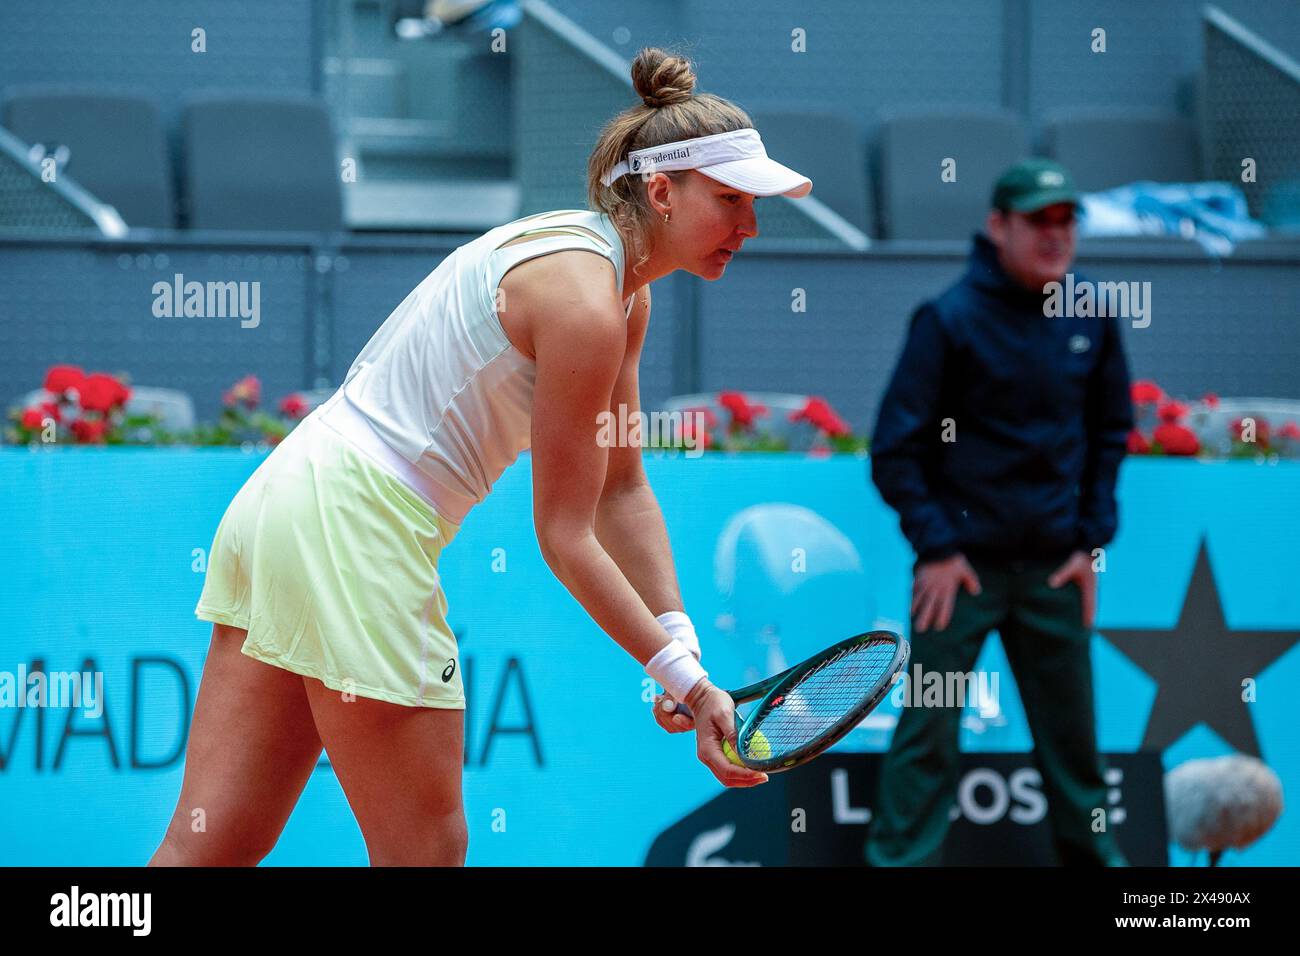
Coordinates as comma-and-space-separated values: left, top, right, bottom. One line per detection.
442, 813, 469, 864
151, 822, 277, 867
417, 810, 468, 865
368, 811, 467, 866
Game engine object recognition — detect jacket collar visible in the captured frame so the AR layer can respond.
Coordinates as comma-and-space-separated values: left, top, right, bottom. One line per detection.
966, 232, 1052, 310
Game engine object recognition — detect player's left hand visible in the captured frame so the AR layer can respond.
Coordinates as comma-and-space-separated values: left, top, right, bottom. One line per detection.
1047, 549, 1097, 628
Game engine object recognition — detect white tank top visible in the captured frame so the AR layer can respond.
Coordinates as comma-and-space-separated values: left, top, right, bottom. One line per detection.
311, 209, 635, 527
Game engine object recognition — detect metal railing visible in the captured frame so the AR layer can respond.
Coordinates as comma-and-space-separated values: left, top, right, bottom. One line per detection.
1203, 5, 1300, 228
0, 125, 127, 238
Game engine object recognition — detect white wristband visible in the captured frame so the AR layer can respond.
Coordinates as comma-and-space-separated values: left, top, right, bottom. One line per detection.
656, 610, 701, 660
645, 638, 708, 702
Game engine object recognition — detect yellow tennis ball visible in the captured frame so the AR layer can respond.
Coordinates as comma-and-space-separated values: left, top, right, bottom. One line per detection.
723, 730, 771, 766
722, 738, 742, 766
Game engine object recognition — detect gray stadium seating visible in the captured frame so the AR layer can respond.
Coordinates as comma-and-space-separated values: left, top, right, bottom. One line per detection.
875, 108, 1028, 239
750, 111, 873, 235
183, 94, 344, 232
1042, 109, 1200, 192
1, 87, 175, 228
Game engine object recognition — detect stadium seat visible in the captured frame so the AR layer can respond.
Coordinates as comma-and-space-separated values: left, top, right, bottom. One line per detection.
750, 111, 873, 235
1042, 109, 1200, 192
182, 94, 344, 232
874, 108, 1028, 240
1, 86, 175, 228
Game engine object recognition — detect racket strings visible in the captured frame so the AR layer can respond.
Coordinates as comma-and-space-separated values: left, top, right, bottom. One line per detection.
744, 637, 895, 759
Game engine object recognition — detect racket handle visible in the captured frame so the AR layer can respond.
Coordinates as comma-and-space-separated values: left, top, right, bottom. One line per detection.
662, 699, 737, 727
665, 700, 694, 719
662, 699, 745, 740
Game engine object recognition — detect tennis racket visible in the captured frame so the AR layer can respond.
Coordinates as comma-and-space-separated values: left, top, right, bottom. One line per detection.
671, 629, 909, 773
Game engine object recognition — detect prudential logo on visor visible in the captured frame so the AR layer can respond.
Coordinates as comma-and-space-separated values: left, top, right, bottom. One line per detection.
633, 146, 693, 177
646, 147, 691, 163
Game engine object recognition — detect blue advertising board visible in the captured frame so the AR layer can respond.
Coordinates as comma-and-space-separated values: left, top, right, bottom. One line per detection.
1, 450, 1297, 865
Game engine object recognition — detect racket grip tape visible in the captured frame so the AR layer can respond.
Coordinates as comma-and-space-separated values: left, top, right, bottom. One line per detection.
666, 700, 694, 719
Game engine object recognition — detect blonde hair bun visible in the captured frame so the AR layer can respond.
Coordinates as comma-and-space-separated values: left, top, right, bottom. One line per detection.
587, 47, 750, 277
631, 48, 696, 108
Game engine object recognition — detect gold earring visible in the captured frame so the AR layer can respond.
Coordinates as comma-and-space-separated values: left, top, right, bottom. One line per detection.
663, 212, 670, 223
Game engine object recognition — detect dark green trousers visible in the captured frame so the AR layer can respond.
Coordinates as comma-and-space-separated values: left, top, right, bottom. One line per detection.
865, 555, 1128, 866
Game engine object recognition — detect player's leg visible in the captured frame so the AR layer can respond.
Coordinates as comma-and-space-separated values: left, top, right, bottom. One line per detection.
866, 557, 1009, 866
302, 677, 468, 866
999, 559, 1128, 866
149, 623, 325, 866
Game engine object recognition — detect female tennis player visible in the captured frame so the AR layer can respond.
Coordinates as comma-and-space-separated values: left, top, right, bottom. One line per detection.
150, 47, 813, 866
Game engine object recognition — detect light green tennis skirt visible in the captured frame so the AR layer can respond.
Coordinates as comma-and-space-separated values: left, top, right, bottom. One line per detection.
194, 411, 464, 708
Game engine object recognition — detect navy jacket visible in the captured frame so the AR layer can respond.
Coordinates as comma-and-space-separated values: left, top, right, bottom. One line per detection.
871, 233, 1134, 564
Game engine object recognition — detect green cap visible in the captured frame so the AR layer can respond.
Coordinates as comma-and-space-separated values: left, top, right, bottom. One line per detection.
991, 158, 1079, 212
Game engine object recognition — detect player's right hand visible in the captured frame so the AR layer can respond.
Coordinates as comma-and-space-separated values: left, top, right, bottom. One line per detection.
653, 692, 694, 733
683, 679, 769, 788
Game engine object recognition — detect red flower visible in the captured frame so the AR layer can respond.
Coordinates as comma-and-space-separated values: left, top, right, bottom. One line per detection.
70, 418, 108, 444
226, 375, 261, 409
44, 364, 85, 395
279, 393, 310, 420
1126, 429, 1150, 454
1230, 417, 1270, 447
1201, 392, 1219, 409
21, 407, 47, 430
823, 415, 852, 438
1153, 422, 1199, 456
1131, 380, 1164, 405
1157, 400, 1189, 424
718, 391, 768, 429
790, 396, 851, 437
39, 401, 62, 423
77, 373, 131, 413
1278, 421, 1300, 441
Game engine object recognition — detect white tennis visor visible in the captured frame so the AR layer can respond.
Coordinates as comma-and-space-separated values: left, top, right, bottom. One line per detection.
601, 128, 813, 198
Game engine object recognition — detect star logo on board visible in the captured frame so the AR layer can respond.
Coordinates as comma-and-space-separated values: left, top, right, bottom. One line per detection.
1100, 540, 1300, 757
